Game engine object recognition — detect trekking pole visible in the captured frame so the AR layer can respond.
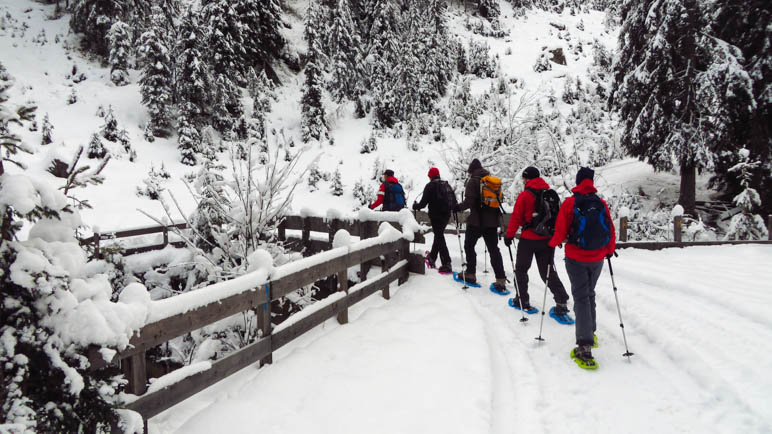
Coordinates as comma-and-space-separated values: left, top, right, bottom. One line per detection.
483, 244, 489, 274
454, 211, 468, 290
535, 264, 551, 341
506, 244, 528, 323
606, 256, 634, 359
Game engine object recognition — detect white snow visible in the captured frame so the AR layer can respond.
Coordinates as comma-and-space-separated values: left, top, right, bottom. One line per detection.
149, 240, 772, 434
145, 361, 212, 395
116, 409, 145, 434
331, 229, 352, 249
671, 204, 684, 218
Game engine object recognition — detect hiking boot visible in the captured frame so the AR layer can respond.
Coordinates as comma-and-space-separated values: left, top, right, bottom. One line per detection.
424, 251, 436, 269
554, 303, 570, 315
511, 298, 534, 310
574, 344, 594, 362
493, 278, 507, 290
438, 264, 452, 274
460, 272, 477, 284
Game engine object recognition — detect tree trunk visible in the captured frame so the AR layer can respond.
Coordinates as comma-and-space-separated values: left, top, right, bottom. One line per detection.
679, 161, 697, 217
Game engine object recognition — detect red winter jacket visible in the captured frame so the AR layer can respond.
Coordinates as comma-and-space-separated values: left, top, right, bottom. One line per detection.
505, 177, 551, 240
369, 176, 399, 210
548, 179, 616, 262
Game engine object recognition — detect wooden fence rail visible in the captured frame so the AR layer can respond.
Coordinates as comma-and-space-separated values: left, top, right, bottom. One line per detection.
617, 214, 772, 249
90, 229, 415, 427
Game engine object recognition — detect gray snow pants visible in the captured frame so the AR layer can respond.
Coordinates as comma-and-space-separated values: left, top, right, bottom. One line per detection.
564, 258, 604, 346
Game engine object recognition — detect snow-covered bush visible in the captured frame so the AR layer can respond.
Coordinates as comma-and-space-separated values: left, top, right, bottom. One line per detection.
352, 178, 374, 207
40, 113, 53, 145
725, 149, 768, 240
359, 134, 377, 154
330, 167, 344, 196
533, 51, 552, 73
87, 132, 106, 159
136, 163, 170, 200
467, 40, 496, 78
107, 21, 131, 86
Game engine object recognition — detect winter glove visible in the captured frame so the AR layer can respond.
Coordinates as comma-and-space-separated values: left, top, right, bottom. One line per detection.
606, 251, 618, 259
412, 202, 420, 211
452, 204, 461, 212
504, 237, 513, 247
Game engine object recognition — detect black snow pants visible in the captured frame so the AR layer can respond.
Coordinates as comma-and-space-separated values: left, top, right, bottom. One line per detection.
428, 214, 451, 267
464, 226, 505, 279
514, 238, 569, 305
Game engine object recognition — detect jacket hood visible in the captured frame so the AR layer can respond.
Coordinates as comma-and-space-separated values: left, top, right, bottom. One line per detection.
525, 177, 549, 190
384, 176, 399, 184
470, 168, 489, 178
467, 159, 483, 173
571, 179, 598, 195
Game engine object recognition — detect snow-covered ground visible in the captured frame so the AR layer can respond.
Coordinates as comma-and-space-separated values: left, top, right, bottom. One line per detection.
149, 240, 772, 434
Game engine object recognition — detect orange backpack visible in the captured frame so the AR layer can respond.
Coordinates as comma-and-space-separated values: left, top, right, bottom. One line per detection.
480, 175, 503, 209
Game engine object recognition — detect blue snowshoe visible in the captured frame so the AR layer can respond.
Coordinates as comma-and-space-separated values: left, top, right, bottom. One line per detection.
508, 298, 539, 314
549, 307, 575, 325
489, 283, 510, 296
453, 272, 481, 288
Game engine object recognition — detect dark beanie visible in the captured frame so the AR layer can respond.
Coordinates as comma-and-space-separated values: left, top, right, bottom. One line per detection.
428, 167, 440, 179
384, 169, 394, 177
576, 167, 595, 185
522, 166, 540, 180
467, 159, 482, 173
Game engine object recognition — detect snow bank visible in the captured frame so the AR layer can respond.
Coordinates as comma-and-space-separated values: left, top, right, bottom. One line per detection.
145, 361, 212, 395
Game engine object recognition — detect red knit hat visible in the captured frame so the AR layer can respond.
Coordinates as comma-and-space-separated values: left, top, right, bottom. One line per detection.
427, 167, 440, 179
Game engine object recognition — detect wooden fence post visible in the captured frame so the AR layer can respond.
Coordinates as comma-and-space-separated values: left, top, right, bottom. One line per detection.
278, 219, 286, 242
122, 352, 147, 395
336, 270, 349, 324
301, 217, 311, 253
768, 215, 771, 241
94, 232, 101, 259
257, 284, 272, 366
673, 215, 682, 243
162, 227, 168, 247
619, 217, 628, 242
398, 240, 409, 285
380, 257, 390, 300
328, 218, 341, 248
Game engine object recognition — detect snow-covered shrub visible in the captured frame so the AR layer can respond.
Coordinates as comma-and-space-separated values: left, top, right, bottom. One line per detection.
352, 178, 374, 206
107, 21, 131, 86
40, 113, 53, 145
725, 149, 768, 240
136, 164, 170, 200
330, 167, 344, 196
448, 78, 481, 133
359, 134, 377, 154
87, 132, 106, 159
66, 87, 78, 105
308, 163, 323, 192
533, 51, 552, 73
467, 40, 496, 78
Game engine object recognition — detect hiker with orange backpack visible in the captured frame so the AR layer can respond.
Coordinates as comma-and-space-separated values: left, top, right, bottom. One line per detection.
453, 159, 507, 292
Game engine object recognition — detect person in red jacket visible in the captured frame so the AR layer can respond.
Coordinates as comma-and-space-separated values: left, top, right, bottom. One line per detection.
504, 166, 569, 313
369, 169, 405, 211
549, 167, 616, 368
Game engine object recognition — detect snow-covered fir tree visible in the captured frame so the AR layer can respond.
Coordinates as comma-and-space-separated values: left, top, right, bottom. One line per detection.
136, 163, 170, 200
301, 2, 328, 143
100, 105, 119, 142
352, 177, 374, 206
247, 68, 274, 140
70, 0, 128, 56
725, 149, 768, 240
40, 113, 53, 145
327, 0, 360, 102
138, 7, 173, 138
107, 21, 131, 86
330, 167, 344, 196
177, 115, 200, 166
66, 87, 78, 104
87, 132, 106, 159
234, 0, 285, 81
612, 0, 714, 216
478, 0, 501, 19
307, 163, 323, 191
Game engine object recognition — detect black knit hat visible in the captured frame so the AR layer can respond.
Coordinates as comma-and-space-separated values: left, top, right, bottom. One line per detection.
522, 166, 540, 180
575, 167, 595, 185
383, 169, 395, 177
467, 159, 482, 173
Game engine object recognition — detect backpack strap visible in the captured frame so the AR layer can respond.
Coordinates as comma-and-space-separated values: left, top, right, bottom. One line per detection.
522, 187, 540, 229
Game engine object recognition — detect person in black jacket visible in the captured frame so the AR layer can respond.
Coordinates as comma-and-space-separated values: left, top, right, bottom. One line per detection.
413, 167, 453, 274
453, 159, 506, 289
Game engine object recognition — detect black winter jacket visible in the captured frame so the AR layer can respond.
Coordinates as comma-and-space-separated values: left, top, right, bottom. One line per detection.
457, 167, 502, 228
415, 177, 452, 218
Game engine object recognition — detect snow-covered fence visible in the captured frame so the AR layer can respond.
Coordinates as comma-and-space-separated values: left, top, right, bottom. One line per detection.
86, 222, 422, 427
617, 214, 772, 250
79, 222, 188, 257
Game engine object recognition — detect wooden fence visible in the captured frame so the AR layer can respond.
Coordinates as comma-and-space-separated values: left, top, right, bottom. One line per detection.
90, 233, 417, 428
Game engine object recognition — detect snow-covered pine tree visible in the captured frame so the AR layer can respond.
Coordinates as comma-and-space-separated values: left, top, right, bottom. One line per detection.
331, 167, 344, 196
40, 113, 53, 145
87, 132, 107, 159
247, 69, 274, 140
352, 178, 374, 206
107, 20, 131, 86
707, 0, 772, 214
67, 87, 78, 104
100, 106, 119, 142
328, 0, 360, 102
478, 0, 501, 19
189, 153, 228, 253
301, 2, 328, 143
70, 0, 127, 56
177, 113, 200, 166
234, 0, 285, 80
612, 0, 714, 216
725, 149, 768, 240
138, 7, 173, 138
176, 6, 212, 126
307, 163, 323, 192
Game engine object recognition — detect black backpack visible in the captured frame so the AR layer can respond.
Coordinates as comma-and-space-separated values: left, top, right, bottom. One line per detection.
524, 188, 561, 237
435, 180, 458, 213
568, 193, 611, 250
383, 181, 406, 211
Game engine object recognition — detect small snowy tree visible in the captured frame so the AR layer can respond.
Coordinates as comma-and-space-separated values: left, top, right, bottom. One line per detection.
107, 21, 131, 86
301, 3, 328, 143
138, 8, 173, 138
87, 132, 106, 159
352, 178, 374, 206
40, 113, 53, 145
307, 163, 323, 192
725, 149, 768, 240
330, 167, 344, 196
101, 106, 119, 142
66, 87, 78, 104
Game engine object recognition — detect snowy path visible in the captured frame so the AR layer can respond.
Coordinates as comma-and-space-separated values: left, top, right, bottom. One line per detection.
149, 242, 772, 434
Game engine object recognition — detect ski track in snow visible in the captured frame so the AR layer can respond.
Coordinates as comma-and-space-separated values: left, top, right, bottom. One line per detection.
150, 241, 772, 434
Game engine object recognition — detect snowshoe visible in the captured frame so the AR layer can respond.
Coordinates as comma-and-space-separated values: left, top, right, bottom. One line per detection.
508, 298, 538, 314
489, 283, 510, 296
570, 347, 598, 370
549, 307, 575, 325
424, 251, 436, 269
453, 272, 481, 288
593, 333, 598, 349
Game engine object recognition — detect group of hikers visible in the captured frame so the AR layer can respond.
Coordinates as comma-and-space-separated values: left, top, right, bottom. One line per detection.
367, 159, 616, 369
